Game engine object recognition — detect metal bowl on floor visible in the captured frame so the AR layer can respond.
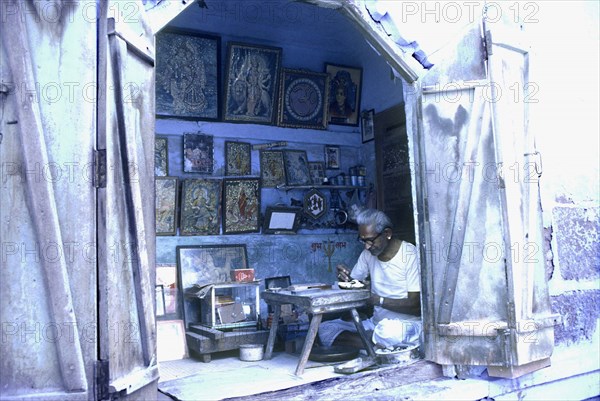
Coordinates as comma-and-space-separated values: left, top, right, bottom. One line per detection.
308, 346, 359, 363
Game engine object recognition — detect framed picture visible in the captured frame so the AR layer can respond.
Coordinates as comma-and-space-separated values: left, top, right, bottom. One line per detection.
155, 285, 166, 316
325, 145, 341, 170
155, 177, 179, 235
259, 150, 286, 188
361, 109, 375, 143
262, 206, 301, 234
303, 188, 327, 220
223, 42, 282, 124
283, 150, 312, 186
179, 179, 222, 235
183, 133, 214, 173
157, 320, 188, 362
155, 136, 169, 176
155, 30, 220, 120
278, 68, 329, 130
223, 178, 261, 234
308, 161, 326, 185
225, 141, 251, 176
156, 264, 180, 319
326, 63, 362, 126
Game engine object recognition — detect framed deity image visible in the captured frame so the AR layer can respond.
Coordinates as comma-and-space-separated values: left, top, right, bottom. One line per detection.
155, 177, 179, 236
262, 206, 301, 234
326, 63, 362, 126
183, 133, 214, 173
259, 150, 286, 188
278, 69, 329, 130
361, 109, 375, 143
325, 145, 341, 170
308, 161, 326, 185
179, 179, 222, 236
155, 136, 169, 176
225, 141, 251, 176
223, 178, 261, 234
223, 42, 282, 125
155, 30, 220, 120
283, 150, 312, 186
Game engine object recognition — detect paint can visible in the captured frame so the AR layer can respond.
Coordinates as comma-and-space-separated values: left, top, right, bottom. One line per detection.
239, 344, 264, 361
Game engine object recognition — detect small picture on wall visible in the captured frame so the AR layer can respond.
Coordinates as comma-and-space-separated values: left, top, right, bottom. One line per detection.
259, 150, 286, 188
180, 179, 222, 235
225, 141, 251, 176
308, 161, 326, 185
223, 178, 261, 234
361, 109, 375, 143
155, 177, 179, 235
325, 145, 341, 170
326, 63, 362, 126
155, 136, 169, 176
183, 133, 214, 173
283, 150, 312, 186
278, 69, 329, 130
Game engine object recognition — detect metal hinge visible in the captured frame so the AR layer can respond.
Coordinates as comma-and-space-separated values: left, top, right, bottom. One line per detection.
94, 359, 110, 400
484, 30, 493, 59
93, 149, 107, 188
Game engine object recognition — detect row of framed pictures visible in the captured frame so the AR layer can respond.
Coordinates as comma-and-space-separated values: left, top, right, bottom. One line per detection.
156, 29, 363, 129
156, 133, 342, 186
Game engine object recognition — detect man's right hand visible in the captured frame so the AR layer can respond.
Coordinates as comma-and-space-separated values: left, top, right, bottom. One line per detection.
336, 264, 351, 282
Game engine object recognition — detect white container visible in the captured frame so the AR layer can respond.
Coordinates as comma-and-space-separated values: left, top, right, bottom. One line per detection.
239, 344, 264, 361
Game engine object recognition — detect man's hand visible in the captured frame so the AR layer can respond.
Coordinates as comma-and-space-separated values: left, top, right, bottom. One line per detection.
336, 264, 351, 282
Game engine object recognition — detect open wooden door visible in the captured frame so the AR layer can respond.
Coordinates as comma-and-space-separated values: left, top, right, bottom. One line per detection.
96, 2, 158, 399
404, 13, 559, 378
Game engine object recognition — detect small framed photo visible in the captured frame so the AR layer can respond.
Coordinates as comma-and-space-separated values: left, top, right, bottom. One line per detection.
262, 206, 301, 234
325, 145, 341, 170
179, 179, 222, 236
155, 29, 220, 120
326, 63, 362, 126
155, 177, 179, 236
223, 42, 282, 125
155, 136, 169, 176
283, 150, 312, 186
361, 109, 375, 143
308, 161, 326, 185
278, 68, 329, 130
259, 150, 286, 188
225, 141, 251, 176
223, 178, 261, 234
183, 133, 214, 173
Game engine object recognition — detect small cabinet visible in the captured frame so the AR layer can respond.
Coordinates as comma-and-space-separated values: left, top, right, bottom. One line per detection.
199, 281, 261, 329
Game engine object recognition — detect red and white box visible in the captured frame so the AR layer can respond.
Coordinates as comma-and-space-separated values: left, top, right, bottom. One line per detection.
231, 269, 255, 282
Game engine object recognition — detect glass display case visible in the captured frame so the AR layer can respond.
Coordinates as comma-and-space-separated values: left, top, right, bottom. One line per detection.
199, 281, 260, 329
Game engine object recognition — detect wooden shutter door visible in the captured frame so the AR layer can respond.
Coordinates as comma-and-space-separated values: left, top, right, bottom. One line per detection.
97, 2, 157, 398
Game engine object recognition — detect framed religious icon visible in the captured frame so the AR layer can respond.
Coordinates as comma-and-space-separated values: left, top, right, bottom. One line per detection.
223, 178, 261, 234
361, 109, 375, 143
155, 177, 179, 235
223, 42, 282, 125
225, 141, 251, 176
325, 145, 341, 170
179, 179, 222, 235
283, 150, 312, 186
155, 136, 169, 176
325, 63, 362, 126
278, 69, 329, 130
155, 30, 220, 120
183, 133, 214, 173
308, 161, 326, 185
259, 150, 286, 188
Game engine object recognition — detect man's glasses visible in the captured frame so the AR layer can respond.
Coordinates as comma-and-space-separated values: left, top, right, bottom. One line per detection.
357, 231, 385, 246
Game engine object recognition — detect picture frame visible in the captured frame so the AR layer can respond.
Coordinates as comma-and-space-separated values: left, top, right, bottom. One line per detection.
325, 145, 341, 170
325, 63, 362, 126
259, 150, 286, 188
223, 42, 282, 125
308, 161, 326, 185
278, 69, 329, 130
183, 133, 214, 173
156, 264, 180, 319
179, 179, 222, 236
225, 141, 251, 176
283, 150, 312, 186
223, 178, 261, 234
155, 136, 169, 176
361, 109, 375, 143
155, 285, 166, 316
155, 177, 179, 236
157, 320, 188, 362
155, 29, 220, 120
262, 206, 301, 234
303, 188, 327, 220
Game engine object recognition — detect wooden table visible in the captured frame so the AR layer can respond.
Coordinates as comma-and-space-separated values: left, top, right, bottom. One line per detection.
262, 288, 377, 376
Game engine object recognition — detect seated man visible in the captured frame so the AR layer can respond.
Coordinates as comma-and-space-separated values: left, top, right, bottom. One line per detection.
318, 208, 422, 350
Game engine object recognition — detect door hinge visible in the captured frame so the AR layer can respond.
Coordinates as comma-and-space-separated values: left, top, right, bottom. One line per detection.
484, 30, 493, 59
93, 149, 107, 188
94, 359, 110, 400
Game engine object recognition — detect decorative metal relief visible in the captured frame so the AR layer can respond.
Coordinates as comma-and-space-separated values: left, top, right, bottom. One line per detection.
278, 69, 329, 130
303, 188, 327, 220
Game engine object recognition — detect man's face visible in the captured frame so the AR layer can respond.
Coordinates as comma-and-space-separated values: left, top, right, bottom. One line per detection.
358, 224, 388, 257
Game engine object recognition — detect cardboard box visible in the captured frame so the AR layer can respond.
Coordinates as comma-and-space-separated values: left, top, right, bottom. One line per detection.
231, 269, 255, 282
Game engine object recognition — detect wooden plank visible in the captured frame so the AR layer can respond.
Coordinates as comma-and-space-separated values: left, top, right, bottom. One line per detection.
189, 325, 225, 340
0, 2, 86, 391
295, 314, 322, 376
